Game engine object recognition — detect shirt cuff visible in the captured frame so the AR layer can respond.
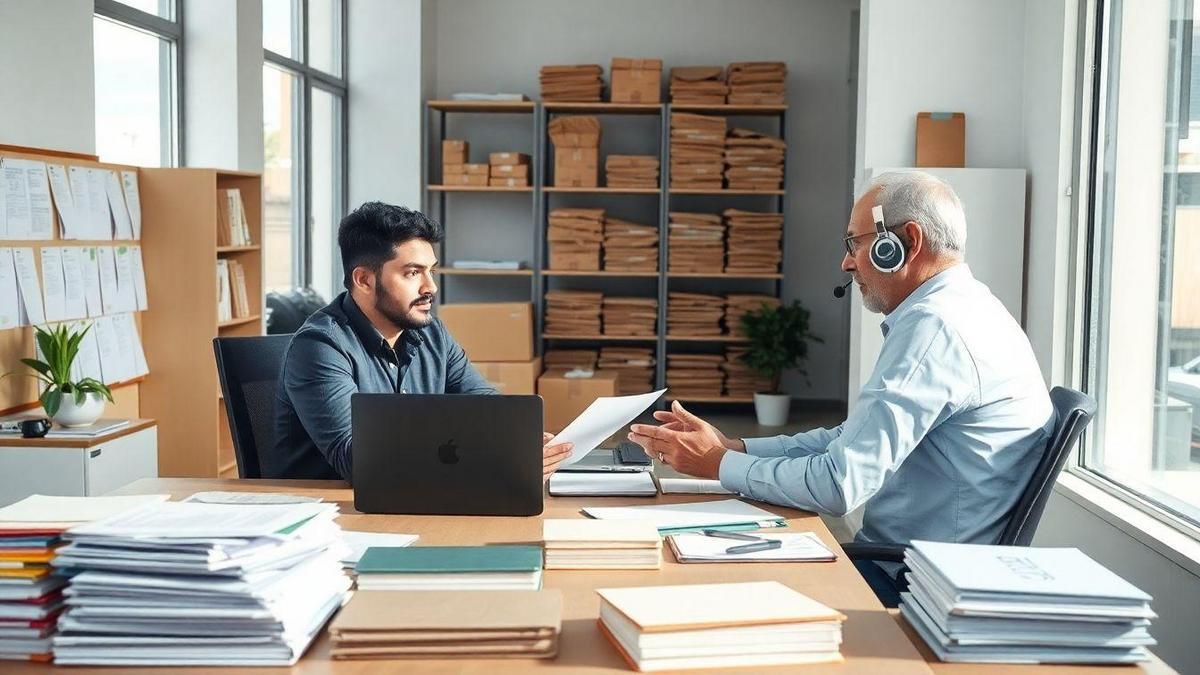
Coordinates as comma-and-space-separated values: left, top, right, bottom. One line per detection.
743, 436, 787, 457
718, 449, 757, 497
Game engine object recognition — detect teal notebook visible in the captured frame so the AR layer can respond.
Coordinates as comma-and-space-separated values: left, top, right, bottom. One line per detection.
356, 545, 543, 574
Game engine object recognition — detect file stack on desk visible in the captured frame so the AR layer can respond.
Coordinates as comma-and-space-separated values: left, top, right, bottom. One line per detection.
597, 581, 844, 671
666, 531, 836, 563
583, 498, 785, 535
329, 589, 562, 660
900, 540, 1157, 664
547, 471, 657, 498
543, 519, 661, 570
50, 501, 350, 666
0, 494, 170, 663
356, 546, 543, 591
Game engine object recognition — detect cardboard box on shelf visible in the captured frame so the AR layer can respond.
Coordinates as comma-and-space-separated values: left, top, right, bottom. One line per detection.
443, 139, 469, 164
489, 152, 530, 166
554, 147, 600, 187
538, 370, 620, 433
491, 164, 530, 179
438, 302, 534, 362
476, 357, 543, 395
489, 177, 530, 188
443, 173, 488, 187
915, 112, 965, 168
610, 58, 663, 104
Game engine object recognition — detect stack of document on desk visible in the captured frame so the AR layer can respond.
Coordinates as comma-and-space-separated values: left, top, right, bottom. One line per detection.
542, 519, 661, 570
900, 540, 1156, 664
49, 501, 351, 666
329, 589, 562, 659
356, 545, 542, 591
0, 494, 169, 662
666, 531, 836, 563
547, 470, 657, 497
597, 581, 844, 671
582, 498, 785, 534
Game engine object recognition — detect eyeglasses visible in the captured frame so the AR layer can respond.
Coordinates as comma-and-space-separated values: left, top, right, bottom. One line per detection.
843, 226, 902, 256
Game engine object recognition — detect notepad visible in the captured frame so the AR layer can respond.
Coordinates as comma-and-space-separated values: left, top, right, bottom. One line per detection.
543, 519, 661, 570
582, 498, 785, 534
356, 546, 543, 591
667, 531, 836, 563
548, 471, 657, 497
658, 478, 733, 495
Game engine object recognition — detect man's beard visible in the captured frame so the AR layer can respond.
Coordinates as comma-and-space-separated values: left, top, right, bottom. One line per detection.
857, 276, 887, 314
375, 283, 435, 330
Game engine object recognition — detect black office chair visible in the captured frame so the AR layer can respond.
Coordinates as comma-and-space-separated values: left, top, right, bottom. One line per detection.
842, 386, 1098, 604
213, 335, 293, 479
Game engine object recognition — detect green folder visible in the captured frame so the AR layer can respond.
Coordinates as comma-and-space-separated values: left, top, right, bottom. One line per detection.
356, 545, 543, 574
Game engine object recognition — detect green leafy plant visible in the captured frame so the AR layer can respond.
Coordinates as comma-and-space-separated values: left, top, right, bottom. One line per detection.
739, 301, 822, 395
6, 324, 113, 417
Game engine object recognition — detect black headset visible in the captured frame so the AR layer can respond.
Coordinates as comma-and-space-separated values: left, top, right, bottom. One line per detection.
869, 205, 906, 274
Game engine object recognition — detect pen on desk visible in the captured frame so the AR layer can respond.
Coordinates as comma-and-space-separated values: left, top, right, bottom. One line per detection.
701, 529, 761, 542
725, 539, 783, 555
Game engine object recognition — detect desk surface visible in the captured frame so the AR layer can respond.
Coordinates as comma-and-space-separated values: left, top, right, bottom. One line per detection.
0, 418, 155, 448
8, 477, 1176, 674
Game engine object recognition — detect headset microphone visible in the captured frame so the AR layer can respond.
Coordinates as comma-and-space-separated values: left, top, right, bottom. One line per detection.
833, 279, 852, 299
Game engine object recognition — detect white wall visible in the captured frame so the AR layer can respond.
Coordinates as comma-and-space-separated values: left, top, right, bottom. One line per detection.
0, 0, 95, 154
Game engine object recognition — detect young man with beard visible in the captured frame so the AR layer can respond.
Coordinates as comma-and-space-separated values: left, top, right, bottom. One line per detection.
270, 202, 572, 481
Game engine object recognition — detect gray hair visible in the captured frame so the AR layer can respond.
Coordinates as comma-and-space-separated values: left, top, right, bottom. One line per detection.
866, 170, 966, 256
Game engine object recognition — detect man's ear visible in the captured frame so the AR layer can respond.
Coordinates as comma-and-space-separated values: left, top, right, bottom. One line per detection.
350, 266, 374, 292
901, 220, 923, 258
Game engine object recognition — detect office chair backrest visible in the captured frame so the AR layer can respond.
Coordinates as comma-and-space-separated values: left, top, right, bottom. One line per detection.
1000, 386, 1098, 547
213, 335, 292, 479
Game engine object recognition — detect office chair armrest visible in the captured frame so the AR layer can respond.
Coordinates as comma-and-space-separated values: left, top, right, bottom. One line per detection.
840, 542, 909, 563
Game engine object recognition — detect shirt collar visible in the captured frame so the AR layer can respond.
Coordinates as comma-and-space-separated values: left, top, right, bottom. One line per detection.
880, 263, 971, 337
341, 292, 424, 355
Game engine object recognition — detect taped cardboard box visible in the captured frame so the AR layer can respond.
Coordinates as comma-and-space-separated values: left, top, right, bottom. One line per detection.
443, 139, 469, 164
490, 177, 530, 188
476, 357, 543, 395
443, 173, 488, 187
438, 302, 534, 362
538, 370, 620, 433
489, 152, 530, 166
611, 57, 662, 104
491, 164, 530, 179
915, 112, 965, 168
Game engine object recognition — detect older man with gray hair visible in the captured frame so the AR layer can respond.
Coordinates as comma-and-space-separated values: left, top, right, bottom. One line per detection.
629, 170, 1053, 605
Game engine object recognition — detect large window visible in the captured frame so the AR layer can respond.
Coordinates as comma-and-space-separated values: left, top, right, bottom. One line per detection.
93, 0, 181, 167
1079, 0, 1200, 532
263, 0, 347, 295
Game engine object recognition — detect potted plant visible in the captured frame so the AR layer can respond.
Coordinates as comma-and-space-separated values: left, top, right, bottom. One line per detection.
739, 301, 821, 426
10, 324, 113, 427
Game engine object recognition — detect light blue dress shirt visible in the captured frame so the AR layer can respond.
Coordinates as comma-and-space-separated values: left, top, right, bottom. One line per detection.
719, 264, 1054, 546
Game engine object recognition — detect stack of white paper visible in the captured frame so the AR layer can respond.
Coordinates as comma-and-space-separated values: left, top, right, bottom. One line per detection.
582, 498, 786, 534
666, 531, 836, 563
900, 540, 1156, 664
50, 501, 351, 666
543, 519, 661, 570
547, 471, 657, 497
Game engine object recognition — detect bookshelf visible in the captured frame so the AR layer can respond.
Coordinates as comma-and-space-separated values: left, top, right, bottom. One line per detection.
139, 168, 263, 478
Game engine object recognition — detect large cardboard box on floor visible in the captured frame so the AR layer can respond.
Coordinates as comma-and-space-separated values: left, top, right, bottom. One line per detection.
538, 370, 620, 433
476, 357, 543, 395
611, 58, 662, 103
438, 302, 534, 362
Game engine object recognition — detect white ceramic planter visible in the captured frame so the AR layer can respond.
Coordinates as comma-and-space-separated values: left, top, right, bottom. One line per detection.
50, 391, 106, 428
754, 393, 790, 427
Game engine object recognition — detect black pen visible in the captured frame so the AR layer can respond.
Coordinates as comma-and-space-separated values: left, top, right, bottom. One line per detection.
701, 529, 761, 542
725, 539, 783, 555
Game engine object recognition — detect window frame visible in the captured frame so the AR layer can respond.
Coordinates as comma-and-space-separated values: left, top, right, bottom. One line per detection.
1069, 0, 1200, 543
263, 0, 349, 293
93, 0, 184, 167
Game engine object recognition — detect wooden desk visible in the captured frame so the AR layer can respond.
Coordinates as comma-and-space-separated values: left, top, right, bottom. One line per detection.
7, 478, 1175, 674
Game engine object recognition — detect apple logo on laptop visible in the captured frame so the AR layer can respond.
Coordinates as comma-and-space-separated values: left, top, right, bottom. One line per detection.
437, 438, 460, 464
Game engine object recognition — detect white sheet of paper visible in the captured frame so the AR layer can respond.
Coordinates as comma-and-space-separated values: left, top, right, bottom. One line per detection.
130, 246, 148, 311
86, 168, 112, 239
96, 246, 119, 315
0, 493, 169, 524
550, 388, 666, 466
667, 531, 837, 562
114, 313, 148, 377
658, 478, 734, 495
120, 170, 141, 238
67, 166, 93, 239
81, 247, 103, 318
113, 246, 137, 312
39, 247, 66, 322
46, 164, 78, 239
339, 531, 419, 566
547, 471, 657, 496
73, 321, 103, 383
0, 249, 20, 329
105, 171, 133, 239
12, 247, 45, 325
93, 315, 125, 384
2, 159, 32, 239
67, 501, 335, 539
60, 247, 87, 320
182, 491, 322, 505
24, 161, 53, 239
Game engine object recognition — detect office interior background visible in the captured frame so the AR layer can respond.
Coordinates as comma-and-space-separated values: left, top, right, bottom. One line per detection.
0, 0, 1199, 671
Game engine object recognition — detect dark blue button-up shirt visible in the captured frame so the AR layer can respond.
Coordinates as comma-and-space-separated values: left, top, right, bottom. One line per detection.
270, 291, 496, 481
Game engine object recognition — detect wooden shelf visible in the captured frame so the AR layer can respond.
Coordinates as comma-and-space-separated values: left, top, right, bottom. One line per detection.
217, 244, 261, 253
543, 334, 658, 342
427, 185, 533, 193
543, 102, 663, 114
427, 100, 535, 113
669, 188, 785, 196
439, 268, 533, 276
218, 314, 262, 330
543, 186, 660, 194
669, 272, 782, 279
542, 270, 659, 278
669, 103, 788, 115
666, 335, 749, 343
664, 395, 755, 403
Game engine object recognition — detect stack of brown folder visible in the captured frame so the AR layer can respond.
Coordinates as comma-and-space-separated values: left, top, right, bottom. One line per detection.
603, 217, 658, 272
597, 346, 656, 395
489, 152, 530, 188
548, 208, 604, 271
602, 296, 657, 337
545, 290, 603, 336
539, 64, 603, 101
544, 348, 598, 371
329, 590, 562, 660
724, 128, 786, 191
666, 353, 725, 398
725, 293, 781, 337
670, 113, 726, 190
669, 66, 728, 105
722, 346, 772, 398
605, 155, 659, 189
724, 208, 784, 273
727, 61, 787, 105
667, 292, 725, 337
668, 212, 725, 273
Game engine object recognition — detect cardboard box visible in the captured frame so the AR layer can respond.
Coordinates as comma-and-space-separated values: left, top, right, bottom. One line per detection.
476, 357, 542, 395
538, 370, 620, 433
554, 147, 600, 187
491, 164, 530, 179
438, 302, 534, 362
489, 152, 530, 166
915, 112, 965, 168
489, 177, 530, 188
611, 58, 662, 104
443, 173, 488, 187
443, 139, 469, 164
